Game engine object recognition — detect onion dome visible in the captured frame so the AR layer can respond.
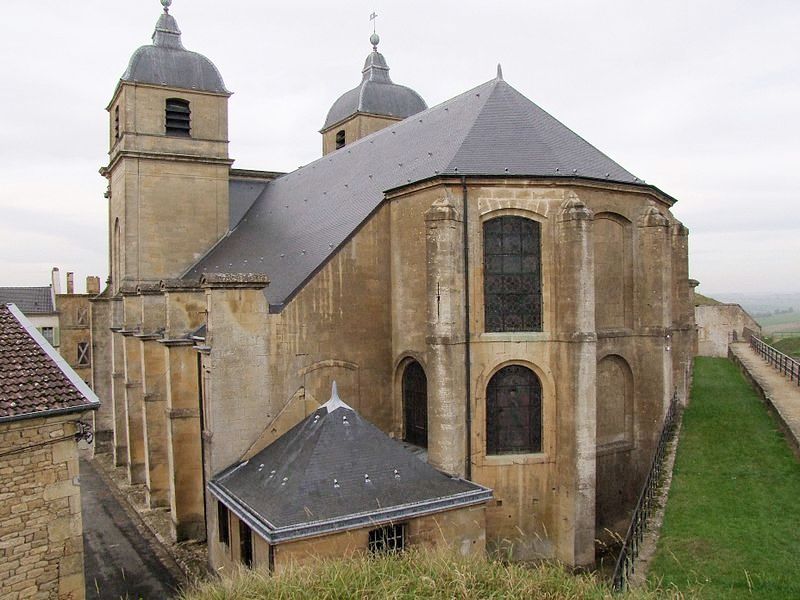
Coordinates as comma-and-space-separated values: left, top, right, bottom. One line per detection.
322, 34, 426, 130
121, 0, 228, 94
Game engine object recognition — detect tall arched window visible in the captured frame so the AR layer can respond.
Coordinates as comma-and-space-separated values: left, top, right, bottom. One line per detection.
335, 130, 346, 149
483, 216, 542, 332
165, 98, 191, 137
486, 365, 542, 455
402, 361, 428, 447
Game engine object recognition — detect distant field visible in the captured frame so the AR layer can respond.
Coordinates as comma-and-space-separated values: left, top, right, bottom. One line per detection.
755, 311, 800, 333
755, 311, 800, 327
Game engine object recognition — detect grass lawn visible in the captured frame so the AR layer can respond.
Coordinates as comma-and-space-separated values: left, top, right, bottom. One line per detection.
648, 357, 800, 598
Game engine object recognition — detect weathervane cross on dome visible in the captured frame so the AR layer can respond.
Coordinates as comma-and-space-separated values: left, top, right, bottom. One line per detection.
161, 0, 172, 13
369, 10, 380, 50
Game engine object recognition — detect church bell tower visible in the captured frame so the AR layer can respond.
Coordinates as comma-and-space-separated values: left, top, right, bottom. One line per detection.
104, 0, 232, 292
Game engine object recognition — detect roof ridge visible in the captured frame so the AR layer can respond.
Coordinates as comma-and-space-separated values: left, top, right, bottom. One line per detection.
299, 77, 500, 175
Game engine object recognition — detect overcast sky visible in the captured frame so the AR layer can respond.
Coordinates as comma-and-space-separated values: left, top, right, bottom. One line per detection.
0, 0, 797, 294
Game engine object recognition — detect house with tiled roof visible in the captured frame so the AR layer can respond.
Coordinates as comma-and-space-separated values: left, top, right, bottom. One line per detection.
0, 303, 99, 599
0, 285, 59, 347
89, 1, 694, 571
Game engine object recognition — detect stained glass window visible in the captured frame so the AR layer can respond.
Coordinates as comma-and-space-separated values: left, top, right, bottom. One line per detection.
486, 365, 542, 455
403, 361, 428, 448
483, 216, 542, 332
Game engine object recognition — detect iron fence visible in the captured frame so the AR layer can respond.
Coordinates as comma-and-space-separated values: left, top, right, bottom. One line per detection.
611, 392, 680, 593
750, 336, 800, 386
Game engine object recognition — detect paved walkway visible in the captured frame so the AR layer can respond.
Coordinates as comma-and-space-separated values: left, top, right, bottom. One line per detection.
81, 458, 182, 600
729, 342, 800, 456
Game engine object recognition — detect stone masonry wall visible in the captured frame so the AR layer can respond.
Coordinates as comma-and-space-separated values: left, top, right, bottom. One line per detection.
0, 414, 87, 600
696, 304, 761, 357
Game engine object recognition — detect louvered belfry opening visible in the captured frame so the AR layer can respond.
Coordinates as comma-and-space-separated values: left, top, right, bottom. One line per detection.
486, 365, 542, 455
402, 361, 428, 448
335, 129, 346, 149
165, 98, 191, 137
483, 216, 542, 332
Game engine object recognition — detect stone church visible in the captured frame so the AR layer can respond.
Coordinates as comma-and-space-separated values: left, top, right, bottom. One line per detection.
90, 1, 694, 572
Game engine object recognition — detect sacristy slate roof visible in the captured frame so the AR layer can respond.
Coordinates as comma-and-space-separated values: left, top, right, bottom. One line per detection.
0, 304, 99, 422
209, 387, 491, 543
0, 287, 54, 314
187, 76, 649, 309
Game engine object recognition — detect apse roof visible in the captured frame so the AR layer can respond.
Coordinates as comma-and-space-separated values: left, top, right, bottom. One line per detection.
121, 7, 228, 94
186, 74, 661, 310
209, 384, 491, 543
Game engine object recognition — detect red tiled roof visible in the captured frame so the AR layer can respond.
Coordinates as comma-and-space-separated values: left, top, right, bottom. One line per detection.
0, 304, 98, 421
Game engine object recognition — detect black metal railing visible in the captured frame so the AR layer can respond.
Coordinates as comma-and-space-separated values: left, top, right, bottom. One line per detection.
750, 336, 800, 386
612, 392, 680, 592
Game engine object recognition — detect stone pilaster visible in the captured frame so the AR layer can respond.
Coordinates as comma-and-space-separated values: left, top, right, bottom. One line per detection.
161, 279, 207, 541
637, 207, 673, 416
137, 284, 169, 508
89, 293, 114, 438
200, 273, 270, 568
554, 193, 596, 568
108, 296, 128, 466
424, 197, 467, 477
670, 222, 693, 402
121, 290, 146, 484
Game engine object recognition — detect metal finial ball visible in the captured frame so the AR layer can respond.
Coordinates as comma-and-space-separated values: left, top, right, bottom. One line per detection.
161, 0, 172, 11
370, 33, 380, 48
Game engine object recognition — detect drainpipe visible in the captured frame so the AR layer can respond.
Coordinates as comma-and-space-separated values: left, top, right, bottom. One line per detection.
462, 177, 472, 480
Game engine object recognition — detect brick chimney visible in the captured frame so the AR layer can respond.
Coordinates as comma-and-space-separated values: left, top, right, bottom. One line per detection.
86, 276, 101, 296
51, 267, 61, 295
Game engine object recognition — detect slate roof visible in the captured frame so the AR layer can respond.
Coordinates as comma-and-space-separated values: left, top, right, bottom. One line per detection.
209, 385, 491, 543
0, 304, 99, 422
189, 76, 657, 310
0, 287, 54, 314
121, 10, 228, 94
322, 47, 428, 130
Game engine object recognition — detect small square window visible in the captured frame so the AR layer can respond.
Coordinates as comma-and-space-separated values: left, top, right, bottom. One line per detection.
368, 523, 406, 554
40, 327, 55, 346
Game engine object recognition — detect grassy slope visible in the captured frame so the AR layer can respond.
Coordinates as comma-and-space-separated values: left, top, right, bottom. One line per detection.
772, 336, 800, 358
648, 358, 800, 598
178, 550, 665, 600
693, 293, 721, 306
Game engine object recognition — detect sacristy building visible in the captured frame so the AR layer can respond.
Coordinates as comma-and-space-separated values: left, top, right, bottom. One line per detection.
90, 2, 694, 571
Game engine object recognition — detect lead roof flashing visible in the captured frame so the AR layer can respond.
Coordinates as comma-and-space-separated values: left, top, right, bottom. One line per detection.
200, 273, 269, 289
209, 480, 492, 544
